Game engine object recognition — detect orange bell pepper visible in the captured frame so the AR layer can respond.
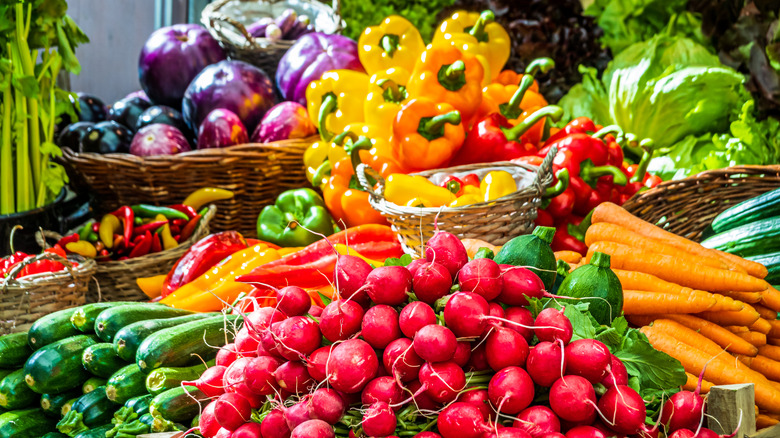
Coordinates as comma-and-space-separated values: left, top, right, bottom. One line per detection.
136, 275, 166, 299
392, 98, 465, 171
476, 58, 552, 123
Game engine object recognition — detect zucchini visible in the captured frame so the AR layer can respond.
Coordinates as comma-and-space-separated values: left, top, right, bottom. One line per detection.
73, 424, 113, 438
707, 187, 780, 236
0, 333, 32, 368
43, 433, 69, 438
493, 226, 557, 290
136, 314, 239, 371
746, 251, 780, 285
24, 335, 98, 394
149, 386, 208, 423
81, 377, 106, 394
60, 397, 79, 417
106, 364, 146, 404
70, 302, 134, 333
124, 394, 153, 416
0, 369, 37, 410
56, 387, 115, 436
113, 313, 215, 362
28, 307, 83, 350
145, 360, 213, 396
701, 217, 780, 258
0, 408, 56, 438
94, 304, 194, 342
41, 390, 81, 418
81, 343, 129, 379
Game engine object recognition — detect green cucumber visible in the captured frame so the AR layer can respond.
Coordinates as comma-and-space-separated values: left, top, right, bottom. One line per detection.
73, 424, 113, 438
136, 314, 239, 372
41, 390, 81, 418
70, 302, 135, 333
149, 386, 208, 423
60, 398, 79, 417
28, 307, 83, 350
81, 377, 106, 394
0, 408, 56, 438
746, 251, 780, 285
706, 187, 780, 236
56, 387, 115, 436
43, 433, 69, 438
124, 394, 153, 416
701, 217, 780, 258
493, 226, 557, 290
106, 364, 146, 404
94, 304, 194, 342
113, 313, 216, 362
81, 343, 130, 379
557, 251, 623, 325
0, 369, 38, 410
24, 335, 98, 394
145, 360, 213, 396
0, 333, 32, 368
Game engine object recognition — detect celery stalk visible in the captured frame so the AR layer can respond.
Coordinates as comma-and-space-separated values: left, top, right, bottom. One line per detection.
0, 84, 14, 215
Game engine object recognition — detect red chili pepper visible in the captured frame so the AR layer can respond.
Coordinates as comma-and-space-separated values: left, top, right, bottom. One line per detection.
179, 215, 202, 242
168, 204, 198, 220
151, 233, 162, 253
0, 252, 29, 277
170, 225, 182, 235
461, 173, 480, 187
111, 206, 135, 246
441, 176, 466, 197
132, 220, 168, 236
132, 234, 144, 246
128, 231, 153, 258
113, 235, 125, 250
56, 234, 80, 247
171, 219, 187, 227
99, 249, 110, 258
91, 222, 100, 233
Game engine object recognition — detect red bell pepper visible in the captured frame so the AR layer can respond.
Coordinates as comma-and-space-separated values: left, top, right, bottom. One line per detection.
535, 209, 554, 227
543, 116, 598, 145
441, 173, 480, 197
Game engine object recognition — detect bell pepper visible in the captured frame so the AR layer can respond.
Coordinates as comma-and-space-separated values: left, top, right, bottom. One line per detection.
494, 70, 540, 91
480, 170, 517, 202
131, 204, 189, 220
182, 187, 234, 210
441, 175, 466, 197
304, 131, 351, 185
385, 174, 456, 207
257, 188, 334, 247
618, 139, 661, 204
552, 218, 588, 256
406, 45, 484, 125
543, 117, 598, 145
535, 208, 554, 227
434, 10, 511, 82
364, 68, 412, 141
17, 246, 71, 278
137, 275, 166, 299
98, 214, 121, 249
392, 98, 465, 170
358, 15, 425, 75
476, 58, 552, 123
342, 123, 405, 177
66, 241, 97, 258
542, 168, 575, 218
306, 70, 370, 141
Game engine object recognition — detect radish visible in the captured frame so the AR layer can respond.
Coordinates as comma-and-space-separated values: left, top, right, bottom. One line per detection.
534, 308, 573, 344
277, 286, 312, 316
274, 360, 314, 394
669, 430, 696, 438
407, 258, 428, 277
216, 343, 238, 367
539, 434, 566, 438
458, 258, 503, 301
504, 307, 534, 342
184, 365, 227, 398
413, 324, 457, 363
224, 357, 264, 408
564, 339, 610, 383
362, 305, 402, 349
307, 346, 331, 382
199, 401, 221, 438
600, 355, 628, 388
261, 408, 291, 438
285, 401, 313, 430
413, 262, 453, 304
243, 356, 282, 395
235, 326, 261, 357
319, 299, 364, 342
486, 326, 529, 371
514, 406, 561, 438
215, 428, 232, 438
363, 401, 397, 437
232, 422, 263, 438
214, 392, 251, 431
638, 423, 660, 438
362, 376, 404, 406
444, 292, 490, 338
244, 307, 287, 335
437, 402, 492, 438
365, 266, 413, 306
467, 343, 490, 371
309, 388, 346, 424
659, 389, 705, 433
549, 376, 596, 422
425, 229, 468, 278
565, 426, 607, 438
291, 419, 335, 438
526, 341, 566, 387
270, 315, 322, 360
383, 338, 423, 383
597, 385, 646, 435
488, 366, 535, 414
334, 254, 372, 303
260, 330, 284, 358
456, 388, 492, 421
309, 304, 323, 317
327, 339, 379, 393
399, 301, 436, 338
414, 433, 442, 438
489, 302, 506, 319
498, 266, 545, 305
484, 428, 533, 438
407, 379, 438, 411
418, 361, 466, 403
452, 341, 472, 367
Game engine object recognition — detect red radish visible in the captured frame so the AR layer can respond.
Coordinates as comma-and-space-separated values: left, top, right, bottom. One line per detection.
307, 346, 331, 382
214, 392, 251, 431
458, 258, 503, 301
276, 286, 312, 316
526, 341, 566, 387
444, 292, 489, 338
215, 428, 232, 438
285, 401, 313, 430
235, 326, 261, 357
334, 255, 372, 303
291, 419, 334, 438
539, 434, 566, 438
216, 343, 238, 367
365, 266, 413, 306
638, 423, 660, 438
669, 430, 695, 438
452, 341, 472, 367
244, 307, 287, 336
413, 262, 453, 304
534, 308, 573, 344
565, 426, 607, 438
319, 300, 364, 342
309, 304, 323, 317
549, 376, 596, 423
243, 356, 281, 395
309, 388, 346, 424
600, 355, 628, 388
425, 230, 468, 278
399, 301, 437, 338
485, 428, 533, 438
498, 267, 545, 305
467, 343, 490, 371
456, 388, 492, 421
488, 366, 535, 414
184, 365, 227, 398
362, 376, 404, 406
564, 339, 610, 383
504, 307, 534, 342
413, 324, 457, 363
327, 339, 379, 393
437, 402, 493, 438
407, 258, 428, 277
224, 357, 264, 408
486, 326, 529, 371
260, 330, 283, 358
270, 315, 321, 360
260, 408, 290, 438
362, 305, 402, 349
232, 422, 263, 438
383, 338, 423, 383
489, 302, 506, 319
514, 405, 561, 438
363, 401, 397, 437
414, 433, 442, 438
418, 361, 466, 403
274, 360, 313, 394
199, 401, 221, 438
659, 389, 705, 433
407, 380, 438, 411
597, 385, 646, 435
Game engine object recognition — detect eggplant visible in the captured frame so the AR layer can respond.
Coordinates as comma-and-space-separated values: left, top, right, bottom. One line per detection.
197, 109, 249, 149
107, 97, 153, 131
130, 124, 192, 157
76, 93, 107, 123
251, 102, 315, 143
285, 15, 312, 40
58, 122, 95, 150
123, 90, 151, 103
247, 17, 273, 38
274, 9, 297, 36
136, 105, 194, 145
81, 121, 133, 154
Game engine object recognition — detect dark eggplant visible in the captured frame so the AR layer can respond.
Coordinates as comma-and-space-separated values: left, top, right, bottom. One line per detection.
76, 93, 108, 123
81, 121, 133, 154
107, 97, 153, 131
136, 105, 194, 144
58, 122, 95, 150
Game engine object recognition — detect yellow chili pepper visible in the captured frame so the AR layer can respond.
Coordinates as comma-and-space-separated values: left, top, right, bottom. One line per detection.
98, 214, 121, 249
449, 193, 483, 207
480, 170, 517, 202
364, 68, 411, 141
384, 174, 456, 207
358, 15, 425, 75
183, 187, 234, 210
160, 222, 178, 250
66, 241, 97, 258
405, 197, 431, 208
136, 275, 166, 299
434, 10, 511, 82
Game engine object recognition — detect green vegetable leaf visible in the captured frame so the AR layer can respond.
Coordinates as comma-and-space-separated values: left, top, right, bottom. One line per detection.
316, 290, 332, 307
615, 329, 687, 391
563, 303, 598, 341
11, 75, 39, 98
473, 247, 494, 260
384, 254, 413, 267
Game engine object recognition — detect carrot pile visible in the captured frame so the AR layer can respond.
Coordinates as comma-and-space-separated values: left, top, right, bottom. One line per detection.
582, 202, 780, 421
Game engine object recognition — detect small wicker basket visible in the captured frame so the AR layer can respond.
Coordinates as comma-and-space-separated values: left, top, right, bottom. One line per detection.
202, 0, 343, 80
357, 148, 556, 255
622, 165, 780, 242
61, 137, 312, 236
0, 253, 96, 334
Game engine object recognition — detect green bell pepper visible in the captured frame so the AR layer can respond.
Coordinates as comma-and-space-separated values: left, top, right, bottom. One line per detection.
257, 188, 334, 247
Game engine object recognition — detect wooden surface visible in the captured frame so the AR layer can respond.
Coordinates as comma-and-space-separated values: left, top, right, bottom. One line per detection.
750, 423, 780, 438
707, 384, 757, 438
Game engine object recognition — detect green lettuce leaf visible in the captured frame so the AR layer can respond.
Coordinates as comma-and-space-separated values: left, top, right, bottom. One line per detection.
614, 329, 687, 391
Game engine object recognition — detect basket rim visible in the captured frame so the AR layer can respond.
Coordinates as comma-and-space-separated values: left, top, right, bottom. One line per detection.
0, 255, 96, 289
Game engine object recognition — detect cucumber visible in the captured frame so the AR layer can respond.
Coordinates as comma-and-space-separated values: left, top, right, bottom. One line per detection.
701, 216, 780, 258
73, 424, 113, 438
149, 386, 208, 423
43, 433, 69, 438
94, 304, 194, 342
113, 313, 216, 362
0, 369, 38, 410
124, 394, 153, 416
41, 390, 81, 418
136, 314, 240, 372
28, 307, 83, 350
707, 187, 780, 236
746, 251, 780, 285
60, 397, 79, 417
81, 377, 106, 394
70, 302, 135, 333
0, 408, 56, 438
145, 360, 213, 396
106, 364, 146, 404
24, 335, 98, 394
56, 387, 115, 436
0, 333, 32, 368
81, 343, 129, 379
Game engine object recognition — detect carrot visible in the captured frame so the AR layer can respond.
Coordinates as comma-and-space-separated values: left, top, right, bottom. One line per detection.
650, 314, 758, 357
697, 306, 762, 327
721, 290, 763, 304
741, 355, 780, 382
761, 286, 780, 312
770, 320, 780, 339
622, 290, 716, 315
736, 331, 767, 347
752, 318, 773, 335
613, 270, 743, 311
755, 304, 778, 321
759, 345, 780, 362
640, 327, 780, 413
683, 372, 713, 393
757, 414, 779, 429
554, 251, 581, 264
587, 241, 769, 293
462, 239, 499, 260
726, 326, 750, 333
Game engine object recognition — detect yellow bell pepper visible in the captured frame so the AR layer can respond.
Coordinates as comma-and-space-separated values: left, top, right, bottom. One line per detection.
480, 170, 517, 202
384, 174, 456, 207
306, 70, 370, 141
449, 194, 483, 207
364, 68, 411, 140
304, 133, 350, 185
434, 10, 511, 82
358, 15, 425, 75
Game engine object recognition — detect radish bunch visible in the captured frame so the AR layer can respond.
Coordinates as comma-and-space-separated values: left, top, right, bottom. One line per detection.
192, 229, 660, 438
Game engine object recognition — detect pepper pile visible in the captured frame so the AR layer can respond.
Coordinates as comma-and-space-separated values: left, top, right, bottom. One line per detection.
0, 227, 74, 279
384, 170, 518, 208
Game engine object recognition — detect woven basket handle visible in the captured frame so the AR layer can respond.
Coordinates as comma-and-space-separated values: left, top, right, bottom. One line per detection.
356, 163, 386, 201
533, 145, 558, 189
208, 0, 258, 47
1, 252, 77, 294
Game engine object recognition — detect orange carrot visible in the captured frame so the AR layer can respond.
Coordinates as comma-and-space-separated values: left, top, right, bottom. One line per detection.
759, 345, 780, 362
646, 314, 758, 357
623, 290, 716, 315
752, 318, 773, 335
554, 251, 581, 264
770, 320, 780, 339
613, 270, 742, 311
741, 355, 780, 382
587, 241, 768, 293
755, 304, 778, 321
769, 338, 780, 347
649, 319, 726, 357
726, 326, 750, 333
761, 286, 780, 312
697, 306, 762, 327
736, 331, 768, 347
683, 372, 713, 393
462, 239, 499, 260
721, 290, 763, 304
757, 414, 779, 429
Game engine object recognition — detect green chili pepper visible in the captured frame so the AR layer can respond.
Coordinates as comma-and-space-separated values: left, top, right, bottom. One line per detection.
131, 204, 189, 220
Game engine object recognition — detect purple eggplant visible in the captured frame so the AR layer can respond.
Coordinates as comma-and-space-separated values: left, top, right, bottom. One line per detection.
130, 124, 192, 156
247, 17, 273, 38
285, 15, 311, 40
182, 60, 276, 134
82, 121, 133, 154
251, 102, 316, 143
139, 24, 226, 108
58, 122, 95, 150
275, 9, 297, 36
276, 33, 363, 105
123, 90, 150, 103
265, 23, 282, 41
107, 97, 153, 132
197, 109, 249, 149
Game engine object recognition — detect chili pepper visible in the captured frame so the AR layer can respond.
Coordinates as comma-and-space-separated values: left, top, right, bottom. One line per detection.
56, 234, 80, 247
128, 231, 153, 258
1, 252, 29, 277
113, 235, 124, 250
168, 204, 197, 219
476, 58, 552, 123
257, 188, 335, 247
364, 68, 412, 141
132, 220, 168, 236
91, 222, 100, 233
434, 10, 511, 82
95, 241, 105, 252
151, 233, 162, 253
358, 15, 425, 75
160, 222, 178, 250
171, 218, 187, 227
132, 234, 144, 246
442, 176, 466, 196
392, 98, 464, 170
66, 241, 97, 258
386, 174, 456, 207
98, 249, 109, 258
180, 214, 202, 242
306, 70, 370, 141
77, 221, 93, 241
111, 206, 135, 246
134, 217, 143, 226
98, 214, 121, 249
182, 187, 234, 210
86, 231, 98, 243
131, 204, 189, 220
480, 170, 517, 202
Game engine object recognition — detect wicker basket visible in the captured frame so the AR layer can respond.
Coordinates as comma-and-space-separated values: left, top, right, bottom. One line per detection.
357, 148, 556, 255
0, 253, 96, 334
622, 165, 780, 243
85, 205, 216, 303
61, 137, 312, 236
202, 0, 343, 80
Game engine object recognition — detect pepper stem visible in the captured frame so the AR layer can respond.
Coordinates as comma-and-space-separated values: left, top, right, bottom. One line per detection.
346, 137, 374, 171
9, 225, 22, 254
437, 61, 466, 91
590, 251, 611, 269
524, 57, 555, 76
630, 142, 654, 183
580, 160, 628, 187
592, 125, 623, 140
568, 210, 593, 242
311, 161, 332, 187
543, 168, 570, 199
502, 105, 564, 141
332, 131, 359, 147
380, 34, 400, 58
376, 78, 407, 103
468, 10, 495, 42
532, 225, 556, 245
317, 92, 338, 142
417, 111, 461, 141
